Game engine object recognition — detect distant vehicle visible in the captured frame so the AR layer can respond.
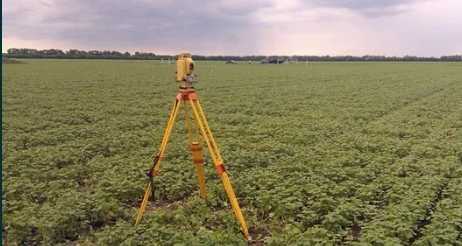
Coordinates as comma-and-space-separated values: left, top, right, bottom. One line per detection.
260, 57, 288, 64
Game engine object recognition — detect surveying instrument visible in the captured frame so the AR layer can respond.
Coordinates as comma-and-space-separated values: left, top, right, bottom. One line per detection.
135, 53, 250, 240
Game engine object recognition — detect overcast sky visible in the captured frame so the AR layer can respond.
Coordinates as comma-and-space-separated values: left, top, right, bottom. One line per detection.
2, 0, 461, 56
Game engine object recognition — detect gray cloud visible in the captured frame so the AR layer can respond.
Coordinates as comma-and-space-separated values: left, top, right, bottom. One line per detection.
3, 0, 461, 55
3, 0, 270, 53
309, 0, 425, 16
313, 0, 416, 9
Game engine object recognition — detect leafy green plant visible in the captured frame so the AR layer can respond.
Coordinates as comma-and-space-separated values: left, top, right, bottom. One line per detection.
3, 60, 462, 244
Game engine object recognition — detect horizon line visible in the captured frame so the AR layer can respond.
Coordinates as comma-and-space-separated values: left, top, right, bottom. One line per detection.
3, 48, 461, 58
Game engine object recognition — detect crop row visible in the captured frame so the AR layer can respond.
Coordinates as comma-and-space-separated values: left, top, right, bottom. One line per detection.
3, 61, 462, 244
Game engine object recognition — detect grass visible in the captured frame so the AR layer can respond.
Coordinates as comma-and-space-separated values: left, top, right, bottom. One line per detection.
2, 59, 462, 245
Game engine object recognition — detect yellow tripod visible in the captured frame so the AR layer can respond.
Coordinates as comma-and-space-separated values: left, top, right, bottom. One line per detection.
134, 86, 250, 240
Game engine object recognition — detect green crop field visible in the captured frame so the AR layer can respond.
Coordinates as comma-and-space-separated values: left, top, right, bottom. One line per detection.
2, 59, 462, 245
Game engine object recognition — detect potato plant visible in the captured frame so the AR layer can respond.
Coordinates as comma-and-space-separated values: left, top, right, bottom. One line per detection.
2, 60, 462, 245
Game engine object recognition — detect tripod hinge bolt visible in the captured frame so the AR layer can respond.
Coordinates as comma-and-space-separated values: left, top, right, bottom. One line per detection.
215, 164, 226, 176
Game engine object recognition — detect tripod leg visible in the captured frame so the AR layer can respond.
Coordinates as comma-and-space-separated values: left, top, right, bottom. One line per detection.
135, 183, 152, 224
191, 142, 207, 199
194, 99, 222, 157
188, 99, 250, 240
153, 99, 182, 174
135, 99, 181, 225
185, 102, 208, 199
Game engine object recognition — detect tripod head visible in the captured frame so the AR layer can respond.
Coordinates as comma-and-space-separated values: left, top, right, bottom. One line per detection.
176, 53, 197, 88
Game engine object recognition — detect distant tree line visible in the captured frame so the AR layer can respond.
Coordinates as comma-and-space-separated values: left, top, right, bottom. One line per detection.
5, 48, 160, 60
4, 48, 462, 62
